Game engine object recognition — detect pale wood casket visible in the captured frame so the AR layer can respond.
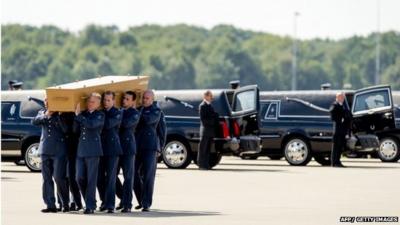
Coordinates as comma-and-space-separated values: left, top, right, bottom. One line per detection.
46, 75, 149, 112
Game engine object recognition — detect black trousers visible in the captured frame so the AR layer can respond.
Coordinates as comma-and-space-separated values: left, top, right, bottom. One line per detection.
198, 136, 213, 169
331, 131, 346, 166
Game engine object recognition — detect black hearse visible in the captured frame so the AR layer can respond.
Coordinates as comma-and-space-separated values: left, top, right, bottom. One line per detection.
1, 90, 45, 171
1, 85, 261, 170
255, 85, 399, 166
156, 85, 261, 169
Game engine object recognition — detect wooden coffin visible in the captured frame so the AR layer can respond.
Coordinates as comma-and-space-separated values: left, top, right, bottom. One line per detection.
46, 75, 149, 112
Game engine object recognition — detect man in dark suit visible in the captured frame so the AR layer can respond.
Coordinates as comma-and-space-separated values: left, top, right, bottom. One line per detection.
97, 91, 123, 213
329, 92, 352, 167
134, 90, 166, 212
32, 98, 70, 213
118, 91, 141, 213
198, 90, 219, 170
74, 93, 105, 214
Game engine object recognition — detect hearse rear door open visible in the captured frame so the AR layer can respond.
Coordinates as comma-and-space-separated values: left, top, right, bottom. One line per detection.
229, 85, 261, 154
350, 85, 395, 150
352, 85, 395, 133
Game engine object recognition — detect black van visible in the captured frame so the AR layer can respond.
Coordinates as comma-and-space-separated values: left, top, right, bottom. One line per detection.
256, 85, 399, 166
156, 85, 261, 169
1, 90, 45, 171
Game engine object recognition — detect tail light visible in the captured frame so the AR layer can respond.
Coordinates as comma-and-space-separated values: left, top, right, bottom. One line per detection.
220, 121, 230, 139
232, 120, 240, 137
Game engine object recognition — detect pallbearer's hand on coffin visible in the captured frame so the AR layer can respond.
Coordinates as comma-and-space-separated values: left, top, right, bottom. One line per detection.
75, 103, 81, 116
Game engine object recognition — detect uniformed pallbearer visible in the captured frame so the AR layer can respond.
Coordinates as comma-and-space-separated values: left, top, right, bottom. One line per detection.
118, 91, 141, 213
73, 92, 105, 214
97, 91, 123, 213
329, 92, 352, 167
33, 98, 70, 213
134, 90, 166, 212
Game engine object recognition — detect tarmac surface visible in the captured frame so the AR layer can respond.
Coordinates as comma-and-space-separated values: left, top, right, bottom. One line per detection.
2, 157, 400, 225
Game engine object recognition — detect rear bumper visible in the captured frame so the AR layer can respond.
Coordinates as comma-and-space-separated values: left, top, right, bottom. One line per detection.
347, 134, 379, 151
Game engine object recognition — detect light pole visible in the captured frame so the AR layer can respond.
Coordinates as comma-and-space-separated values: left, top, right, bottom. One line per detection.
375, 0, 381, 85
292, 12, 300, 90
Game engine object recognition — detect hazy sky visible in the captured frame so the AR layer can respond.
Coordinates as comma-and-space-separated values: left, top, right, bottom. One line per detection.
1, 0, 399, 40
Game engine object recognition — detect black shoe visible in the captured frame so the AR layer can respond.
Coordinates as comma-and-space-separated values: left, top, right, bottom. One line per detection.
70, 203, 82, 211
41, 208, 58, 213
199, 167, 208, 170
57, 206, 62, 212
70, 203, 76, 211
107, 209, 114, 213
142, 208, 150, 212
116, 204, 123, 210
62, 206, 70, 212
98, 206, 107, 212
121, 208, 131, 213
134, 205, 142, 210
83, 209, 94, 214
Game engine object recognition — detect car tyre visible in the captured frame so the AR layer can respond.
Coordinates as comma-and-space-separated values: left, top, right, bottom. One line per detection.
162, 138, 192, 169
283, 137, 312, 166
23, 142, 41, 172
377, 137, 400, 162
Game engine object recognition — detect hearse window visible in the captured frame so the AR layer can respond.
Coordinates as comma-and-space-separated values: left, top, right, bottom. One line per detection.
20, 99, 43, 118
1, 102, 19, 122
233, 90, 256, 112
353, 89, 391, 113
280, 98, 330, 117
265, 102, 278, 119
260, 102, 270, 118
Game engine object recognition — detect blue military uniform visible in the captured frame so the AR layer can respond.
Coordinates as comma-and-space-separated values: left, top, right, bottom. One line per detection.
117, 107, 140, 210
134, 103, 166, 210
32, 110, 69, 210
73, 110, 105, 211
97, 106, 122, 210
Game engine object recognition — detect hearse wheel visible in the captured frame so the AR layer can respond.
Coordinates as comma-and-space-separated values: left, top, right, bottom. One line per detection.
284, 137, 312, 166
23, 142, 42, 172
162, 138, 192, 169
378, 137, 400, 162
313, 155, 331, 166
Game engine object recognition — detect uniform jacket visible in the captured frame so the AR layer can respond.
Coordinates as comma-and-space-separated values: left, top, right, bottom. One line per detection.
32, 110, 68, 156
119, 107, 140, 155
199, 100, 219, 137
101, 106, 123, 156
73, 110, 105, 157
136, 103, 167, 153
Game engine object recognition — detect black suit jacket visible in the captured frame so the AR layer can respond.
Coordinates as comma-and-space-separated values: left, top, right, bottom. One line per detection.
199, 101, 219, 137
329, 101, 352, 135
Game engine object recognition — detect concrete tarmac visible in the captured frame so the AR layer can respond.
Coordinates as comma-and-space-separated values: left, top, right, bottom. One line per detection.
2, 157, 399, 225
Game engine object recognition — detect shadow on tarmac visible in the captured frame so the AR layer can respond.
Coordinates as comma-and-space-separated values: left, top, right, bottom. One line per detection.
68, 209, 221, 218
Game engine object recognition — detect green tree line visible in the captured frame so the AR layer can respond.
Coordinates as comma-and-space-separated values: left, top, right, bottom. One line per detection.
1, 24, 400, 90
